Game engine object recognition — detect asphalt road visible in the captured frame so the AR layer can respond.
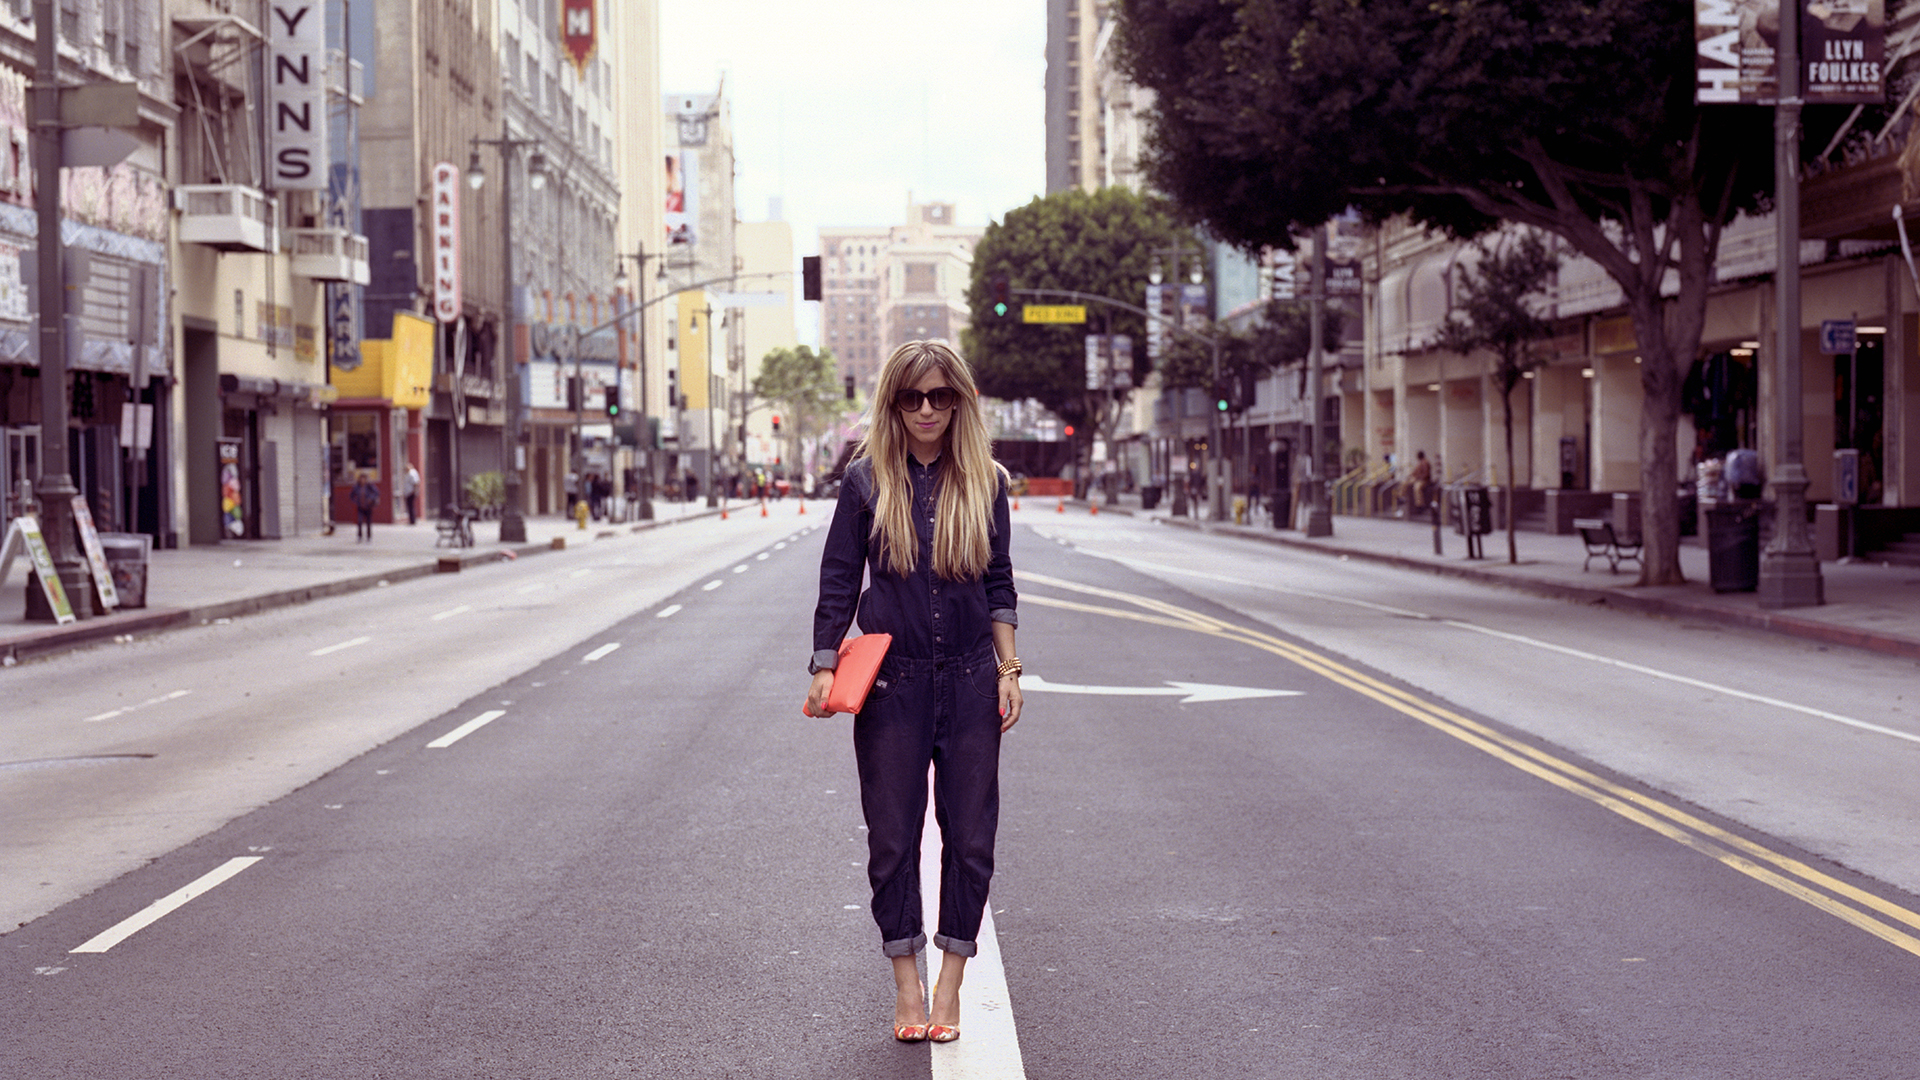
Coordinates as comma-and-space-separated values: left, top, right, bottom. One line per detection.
7, 510, 1920, 1078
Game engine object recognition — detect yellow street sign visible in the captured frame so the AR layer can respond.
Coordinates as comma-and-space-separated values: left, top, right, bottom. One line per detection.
1021, 304, 1087, 324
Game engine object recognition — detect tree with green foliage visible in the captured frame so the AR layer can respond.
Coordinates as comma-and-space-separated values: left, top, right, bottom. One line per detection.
753, 345, 846, 472
1435, 232, 1560, 565
964, 187, 1186, 453
1118, 0, 1860, 585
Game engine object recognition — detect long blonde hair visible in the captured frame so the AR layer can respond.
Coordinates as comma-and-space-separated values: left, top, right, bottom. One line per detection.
854, 341, 1004, 580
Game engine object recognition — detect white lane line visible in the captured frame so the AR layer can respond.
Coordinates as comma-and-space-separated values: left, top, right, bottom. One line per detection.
656, 604, 683, 619
84, 689, 191, 723
570, 568, 593, 578
516, 583, 544, 595
581, 642, 621, 663
430, 604, 473, 621
1443, 621, 1920, 746
733, 564, 749, 574
920, 778, 1027, 1079
310, 636, 371, 657
1080, 552, 1920, 747
703, 580, 723, 591
426, 709, 507, 749
774, 542, 788, 550
756, 552, 770, 561
70, 857, 262, 954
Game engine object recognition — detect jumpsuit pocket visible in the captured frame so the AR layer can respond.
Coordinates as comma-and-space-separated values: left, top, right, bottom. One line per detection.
864, 661, 909, 706
964, 658, 1003, 704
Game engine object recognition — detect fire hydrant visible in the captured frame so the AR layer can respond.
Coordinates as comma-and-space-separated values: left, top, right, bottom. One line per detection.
575, 498, 589, 530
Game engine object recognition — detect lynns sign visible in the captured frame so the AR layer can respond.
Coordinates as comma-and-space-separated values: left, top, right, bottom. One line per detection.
268, 2, 329, 190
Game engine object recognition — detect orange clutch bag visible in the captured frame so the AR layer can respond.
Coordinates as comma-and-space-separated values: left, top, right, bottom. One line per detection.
802, 633, 893, 717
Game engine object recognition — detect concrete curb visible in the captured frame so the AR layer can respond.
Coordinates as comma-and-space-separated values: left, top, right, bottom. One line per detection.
0, 504, 744, 666
1067, 500, 1920, 664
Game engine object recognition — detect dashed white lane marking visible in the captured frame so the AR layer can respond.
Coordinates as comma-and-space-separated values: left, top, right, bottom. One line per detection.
920, 778, 1026, 1078
570, 568, 593, 578
71, 857, 262, 954
516, 584, 544, 595
430, 604, 472, 621
756, 552, 770, 560
656, 604, 683, 618
581, 643, 621, 663
426, 709, 507, 749
310, 636, 371, 657
733, 564, 748, 573
84, 689, 191, 723
702, 580, 723, 591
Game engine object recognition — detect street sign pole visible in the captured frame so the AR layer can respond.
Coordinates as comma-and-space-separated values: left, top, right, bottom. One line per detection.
1759, 0, 1823, 608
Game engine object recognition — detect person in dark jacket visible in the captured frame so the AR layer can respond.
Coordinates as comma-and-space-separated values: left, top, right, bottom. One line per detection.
805, 340, 1022, 1045
350, 471, 380, 542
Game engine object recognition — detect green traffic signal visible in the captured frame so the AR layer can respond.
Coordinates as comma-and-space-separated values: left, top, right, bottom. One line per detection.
993, 301, 1008, 317
1216, 398, 1228, 412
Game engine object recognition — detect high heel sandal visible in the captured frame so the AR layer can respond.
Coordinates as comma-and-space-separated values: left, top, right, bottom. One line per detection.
893, 982, 929, 1043
926, 984, 960, 1043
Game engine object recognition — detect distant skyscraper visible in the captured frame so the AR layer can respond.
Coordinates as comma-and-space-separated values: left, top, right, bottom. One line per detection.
1046, 0, 1105, 193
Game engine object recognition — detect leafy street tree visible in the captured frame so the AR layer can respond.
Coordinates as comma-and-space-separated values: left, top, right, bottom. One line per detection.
964, 187, 1185, 459
1118, 0, 1857, 585
1435, 232, 1561, 565
752, 345, 846, 473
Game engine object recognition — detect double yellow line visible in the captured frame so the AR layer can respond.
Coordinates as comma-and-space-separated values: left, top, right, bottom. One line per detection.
1019, 570, 1920, 960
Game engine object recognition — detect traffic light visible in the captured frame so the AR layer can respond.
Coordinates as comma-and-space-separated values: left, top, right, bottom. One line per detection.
802, 256, 822, 301
771, 413, 781, 433
605, 385, 621, 419
990, 273, 1011, 317
567, 375, 581, 411
844, 374, 856, 401
1213, 379, 1230, 413
1063, 424, 1075, 437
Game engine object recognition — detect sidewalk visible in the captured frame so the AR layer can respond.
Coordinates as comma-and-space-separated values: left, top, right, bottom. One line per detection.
1039, 491, 1920, 663
0, 498, 746, 665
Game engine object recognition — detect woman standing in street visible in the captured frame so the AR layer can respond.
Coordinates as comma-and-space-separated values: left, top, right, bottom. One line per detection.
805, 340, 1024, 1045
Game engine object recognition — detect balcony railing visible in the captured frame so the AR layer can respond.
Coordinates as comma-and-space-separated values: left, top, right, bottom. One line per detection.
174, 184, 277, 253
289, 226, 371, 284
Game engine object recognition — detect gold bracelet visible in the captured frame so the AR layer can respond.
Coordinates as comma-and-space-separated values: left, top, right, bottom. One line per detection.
996, 656, 1023, 679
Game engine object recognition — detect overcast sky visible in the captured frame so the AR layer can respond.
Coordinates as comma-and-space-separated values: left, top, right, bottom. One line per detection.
660, 0, 1049, 343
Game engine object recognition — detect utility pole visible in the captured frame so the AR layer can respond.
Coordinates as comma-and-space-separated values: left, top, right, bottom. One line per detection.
26, 0, 92, 620
1758, 0, 1822, 607
1300, 224, 1333, 536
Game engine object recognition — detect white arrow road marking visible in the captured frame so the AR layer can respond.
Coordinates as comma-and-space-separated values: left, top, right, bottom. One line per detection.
581, 643, 620, 663
71, 857, 262, 954
310, 636, 371, 657
427, 710, 506, 749
1019, 674, 1301, 704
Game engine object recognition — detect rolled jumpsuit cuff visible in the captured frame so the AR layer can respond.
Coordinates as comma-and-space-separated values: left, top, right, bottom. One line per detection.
933, 933, 977, 958
882, 932, 927, 958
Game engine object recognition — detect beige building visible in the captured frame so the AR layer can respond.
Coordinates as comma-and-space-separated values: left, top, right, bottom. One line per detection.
610, 0, 666, 507
819, 202, 981, 392
732, 216, 797, 470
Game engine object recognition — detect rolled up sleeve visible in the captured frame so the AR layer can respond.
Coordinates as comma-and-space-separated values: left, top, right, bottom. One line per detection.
985, 475, 1016, 627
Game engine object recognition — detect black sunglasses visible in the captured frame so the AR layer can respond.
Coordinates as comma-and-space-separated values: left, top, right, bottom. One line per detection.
894, 387, 959, 412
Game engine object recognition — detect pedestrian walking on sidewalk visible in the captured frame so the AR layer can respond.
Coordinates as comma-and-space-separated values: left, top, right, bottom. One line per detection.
804, 339, 1023, 1046
350, 471, 380, 542
402, 464, 420, 525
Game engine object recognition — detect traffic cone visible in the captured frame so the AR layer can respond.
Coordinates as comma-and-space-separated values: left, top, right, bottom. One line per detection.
798, 501, 807, 515
1012, 497, 1020, 511
1090, 502, 1099, 515
761, 500, 769, 517
1057, 500, 1065, 514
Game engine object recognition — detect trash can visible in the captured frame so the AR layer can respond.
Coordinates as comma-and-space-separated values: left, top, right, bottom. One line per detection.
1705, 503, 1760, 593
98, 532, 150, 609
1140, 485, 1161, 510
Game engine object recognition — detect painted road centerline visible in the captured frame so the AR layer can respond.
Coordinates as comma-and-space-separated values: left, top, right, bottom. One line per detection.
426, 710, 507, 749
310, 636, 371, 657
70, 857, 262, 954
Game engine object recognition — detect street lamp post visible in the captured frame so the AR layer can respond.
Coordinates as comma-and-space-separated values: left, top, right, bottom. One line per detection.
1300, 224, 1333, 537
615, 245, 667, 520
702, 304, 720, 508
466, 121, 546, 544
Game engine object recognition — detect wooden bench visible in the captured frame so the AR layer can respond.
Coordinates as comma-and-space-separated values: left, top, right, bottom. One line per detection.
1574, 517, 1641, 574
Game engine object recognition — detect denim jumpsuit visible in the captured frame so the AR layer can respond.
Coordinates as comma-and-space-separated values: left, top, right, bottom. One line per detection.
812, 454, 1017, 958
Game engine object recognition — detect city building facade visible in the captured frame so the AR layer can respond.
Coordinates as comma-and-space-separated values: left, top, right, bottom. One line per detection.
819, 201, 980, 394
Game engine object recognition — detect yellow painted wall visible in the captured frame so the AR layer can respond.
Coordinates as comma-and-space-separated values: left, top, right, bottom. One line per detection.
679, 290, 709, 409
